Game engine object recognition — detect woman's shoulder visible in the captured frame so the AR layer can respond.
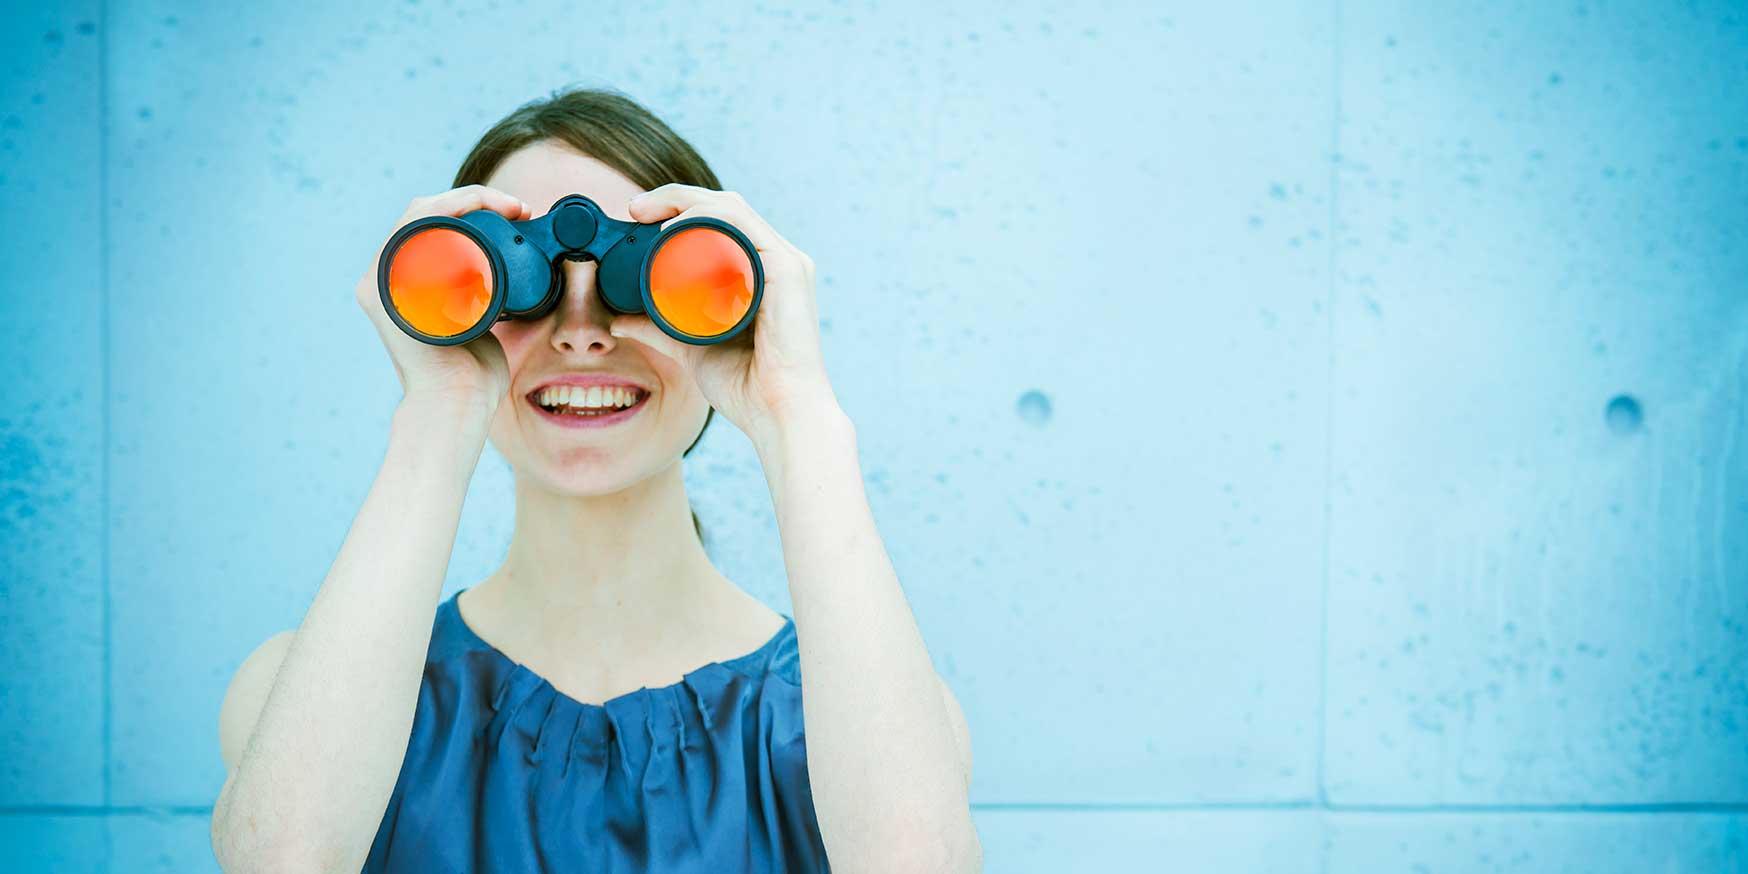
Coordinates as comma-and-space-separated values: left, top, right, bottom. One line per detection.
425, 591, 486, 662
711, 607, 801, 688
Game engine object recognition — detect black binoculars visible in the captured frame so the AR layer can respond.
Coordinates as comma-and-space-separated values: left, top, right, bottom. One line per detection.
378, 194, 764, 346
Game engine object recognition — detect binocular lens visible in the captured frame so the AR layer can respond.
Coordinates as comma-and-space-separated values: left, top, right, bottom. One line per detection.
385, 227, 496, 339
648, 227, 757, 338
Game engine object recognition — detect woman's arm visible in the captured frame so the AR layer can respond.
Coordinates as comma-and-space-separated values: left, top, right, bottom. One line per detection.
211, 395, 493, 873
754, 401, 982, 873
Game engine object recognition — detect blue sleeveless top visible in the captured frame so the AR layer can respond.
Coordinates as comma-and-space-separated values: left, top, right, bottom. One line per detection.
363, 590, 830, 872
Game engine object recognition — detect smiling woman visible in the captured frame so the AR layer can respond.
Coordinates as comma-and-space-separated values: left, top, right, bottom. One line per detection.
208, 85, 979, 874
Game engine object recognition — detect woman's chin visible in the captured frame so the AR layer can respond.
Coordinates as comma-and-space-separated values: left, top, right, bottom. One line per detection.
532, 452, 645, 494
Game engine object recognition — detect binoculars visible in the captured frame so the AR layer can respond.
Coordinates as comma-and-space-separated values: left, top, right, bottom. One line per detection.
377, 194, 764, 346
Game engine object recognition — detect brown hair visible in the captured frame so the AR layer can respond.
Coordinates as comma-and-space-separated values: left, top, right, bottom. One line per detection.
452, 85, 717, 544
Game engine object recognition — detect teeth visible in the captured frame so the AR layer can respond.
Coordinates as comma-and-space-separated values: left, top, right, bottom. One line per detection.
536, 384, 643, 414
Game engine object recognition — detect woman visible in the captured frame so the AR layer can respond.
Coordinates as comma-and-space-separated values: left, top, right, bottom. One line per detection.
209, 87, 980, 873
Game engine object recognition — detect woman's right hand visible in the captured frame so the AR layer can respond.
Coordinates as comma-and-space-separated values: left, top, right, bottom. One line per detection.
354, 184, 532, 414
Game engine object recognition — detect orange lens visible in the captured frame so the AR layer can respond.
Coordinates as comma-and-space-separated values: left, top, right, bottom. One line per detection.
386, 227, 494, 338
647, 227, 756, 338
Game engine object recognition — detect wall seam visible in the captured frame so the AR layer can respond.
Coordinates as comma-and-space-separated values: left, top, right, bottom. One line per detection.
1318, 1, 1342, 870
8, 802, 1748, 817
98, 0, 113, 860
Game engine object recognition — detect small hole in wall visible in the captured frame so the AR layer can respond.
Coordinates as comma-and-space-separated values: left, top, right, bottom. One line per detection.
1605, 394, 1643, 435
1016, 390, 1052, 426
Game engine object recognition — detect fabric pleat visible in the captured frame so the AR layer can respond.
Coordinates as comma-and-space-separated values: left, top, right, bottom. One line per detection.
362, 590, 829, 873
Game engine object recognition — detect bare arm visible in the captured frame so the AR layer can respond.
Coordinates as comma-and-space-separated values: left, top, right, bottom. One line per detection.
211, 396, 494, 873
755, 404, 981, 873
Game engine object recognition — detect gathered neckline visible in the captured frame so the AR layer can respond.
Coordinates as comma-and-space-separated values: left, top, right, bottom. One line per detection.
442, 587, 796, 714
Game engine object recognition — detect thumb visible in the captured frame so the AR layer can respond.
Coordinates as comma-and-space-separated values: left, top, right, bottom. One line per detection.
609, 314, 696, 370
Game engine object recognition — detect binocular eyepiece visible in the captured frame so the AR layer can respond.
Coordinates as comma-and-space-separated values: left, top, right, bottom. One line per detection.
378, 194, 764, 347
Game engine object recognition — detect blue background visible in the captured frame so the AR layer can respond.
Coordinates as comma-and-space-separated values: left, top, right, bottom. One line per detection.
2, 1, 1746, 870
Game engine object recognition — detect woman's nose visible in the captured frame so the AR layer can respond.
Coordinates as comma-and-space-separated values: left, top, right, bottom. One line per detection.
548, 260, 617, 355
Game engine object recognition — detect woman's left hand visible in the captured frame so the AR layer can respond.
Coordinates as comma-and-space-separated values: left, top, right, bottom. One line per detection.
609, 184, 841, 450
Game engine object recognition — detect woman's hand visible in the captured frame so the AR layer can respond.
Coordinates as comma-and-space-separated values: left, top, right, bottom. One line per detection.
608, 185, 841, 449
355, 185, 531, 414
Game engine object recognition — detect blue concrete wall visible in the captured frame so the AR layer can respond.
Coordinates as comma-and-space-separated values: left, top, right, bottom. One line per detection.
2, 1, 1744, 870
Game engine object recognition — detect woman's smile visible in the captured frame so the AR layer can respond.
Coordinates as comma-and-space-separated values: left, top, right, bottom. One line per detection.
525, 377, 652, 429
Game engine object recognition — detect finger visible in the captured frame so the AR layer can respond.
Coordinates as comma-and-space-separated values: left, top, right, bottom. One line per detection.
436, 184, 529, 219
624, 182, 714, 222
412, 184, 529, 222
628, 186, 796, 252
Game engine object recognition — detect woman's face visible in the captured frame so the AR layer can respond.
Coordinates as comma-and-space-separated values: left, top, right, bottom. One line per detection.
481, 139, 709, 495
